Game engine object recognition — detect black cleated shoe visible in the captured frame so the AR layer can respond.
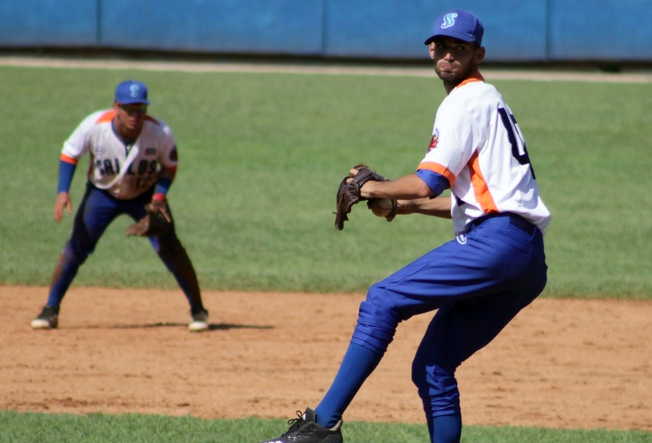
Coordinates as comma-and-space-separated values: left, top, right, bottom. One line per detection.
30, 305, 60, 329
260, 408, 343, 443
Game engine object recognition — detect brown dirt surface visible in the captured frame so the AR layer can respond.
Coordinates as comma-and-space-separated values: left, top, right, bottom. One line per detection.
1, 285, 650, 432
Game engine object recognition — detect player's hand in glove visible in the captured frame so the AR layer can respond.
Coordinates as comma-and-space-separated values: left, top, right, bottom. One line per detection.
125, 198, 173, 237
367, 198, 398, 222
148, 198, 171, 223
335, 164, 388, 230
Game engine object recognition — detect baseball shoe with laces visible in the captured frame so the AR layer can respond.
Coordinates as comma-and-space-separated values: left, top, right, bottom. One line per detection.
260, 408, 343, 443
188, 308, 209, 332
31, 305, 59, 329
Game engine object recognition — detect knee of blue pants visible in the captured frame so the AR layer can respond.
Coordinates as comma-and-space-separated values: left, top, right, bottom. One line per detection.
65, 239, 91, 265
350, 282, 400, 354
412, 357, 460, 417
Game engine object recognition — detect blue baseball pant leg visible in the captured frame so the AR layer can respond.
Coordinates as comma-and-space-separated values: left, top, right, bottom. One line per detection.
412, 284, 543, 442
411, 218, 545, 442
123, 197, 205, 314
47, 184, 204, 314
46, 185, 123, 307
315, 214, 546, 440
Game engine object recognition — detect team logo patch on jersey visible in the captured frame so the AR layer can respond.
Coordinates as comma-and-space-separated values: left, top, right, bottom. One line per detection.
145, 147, 156, 156
441, 12, 458, 29
428, 129, 439, 151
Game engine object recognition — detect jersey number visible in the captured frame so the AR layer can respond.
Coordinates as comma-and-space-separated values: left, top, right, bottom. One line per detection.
498, 107, 536, 178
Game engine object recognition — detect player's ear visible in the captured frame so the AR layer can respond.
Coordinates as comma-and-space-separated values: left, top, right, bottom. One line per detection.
427, 42, 436, 60
474, 46, 486, 64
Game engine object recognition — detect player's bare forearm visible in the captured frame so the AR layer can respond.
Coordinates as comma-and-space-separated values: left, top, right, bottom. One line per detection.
397, 196, 451, 218
361, 174, 432, 200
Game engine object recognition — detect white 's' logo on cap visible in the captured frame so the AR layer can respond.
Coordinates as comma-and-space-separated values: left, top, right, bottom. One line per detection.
129, 84, 140, 97
441, 12, 458, 29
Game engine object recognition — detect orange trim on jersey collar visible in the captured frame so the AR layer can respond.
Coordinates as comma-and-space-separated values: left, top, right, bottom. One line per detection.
59, 154, 78, 165
97, 110, 157, 126
455, 71, 485, 89
96, 109, 117, 123
468, 151, 498, 213
417, 161, 456, 185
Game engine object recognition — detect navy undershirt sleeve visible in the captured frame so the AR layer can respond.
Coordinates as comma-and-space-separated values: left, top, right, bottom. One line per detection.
57, 160, 76, 193
154, 177, 173, 195
416, 169, 450, 197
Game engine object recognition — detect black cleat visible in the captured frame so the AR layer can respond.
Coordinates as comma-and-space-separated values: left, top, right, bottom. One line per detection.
260, 408, 343, 443
31, 305, 60, 329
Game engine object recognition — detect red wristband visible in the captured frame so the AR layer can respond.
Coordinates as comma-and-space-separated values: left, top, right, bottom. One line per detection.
152, 192, 166, 201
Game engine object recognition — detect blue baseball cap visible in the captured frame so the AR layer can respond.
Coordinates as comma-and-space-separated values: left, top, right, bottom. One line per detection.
114, 80, 150, 104
424, 10, 484, 46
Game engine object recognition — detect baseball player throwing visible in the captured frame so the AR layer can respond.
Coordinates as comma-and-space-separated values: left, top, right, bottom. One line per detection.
30, 80, 210, 332
262, 9, 550, 443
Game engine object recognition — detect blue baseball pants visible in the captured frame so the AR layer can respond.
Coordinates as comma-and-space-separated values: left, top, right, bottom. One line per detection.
316, 213, 547, 442
46, 183, 203, 313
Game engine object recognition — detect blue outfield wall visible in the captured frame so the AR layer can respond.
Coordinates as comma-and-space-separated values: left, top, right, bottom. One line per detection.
101, 0, 324, 56
548, 0, 652, 61
0, 0, 651, 62
0, 0, 98, 47
324, 0, 548, 60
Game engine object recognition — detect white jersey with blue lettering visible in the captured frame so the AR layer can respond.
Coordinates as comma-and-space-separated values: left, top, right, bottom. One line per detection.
417, 75, 551, 233
60, 109, 178, 200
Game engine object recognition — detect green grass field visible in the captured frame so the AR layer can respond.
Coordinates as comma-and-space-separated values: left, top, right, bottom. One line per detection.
0, 64, 650, 441
1, 411, 650, 443
1, 65, 651, 297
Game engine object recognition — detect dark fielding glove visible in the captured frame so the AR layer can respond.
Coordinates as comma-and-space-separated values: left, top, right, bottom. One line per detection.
125, 201, 173, 237
335, 164, 387, 230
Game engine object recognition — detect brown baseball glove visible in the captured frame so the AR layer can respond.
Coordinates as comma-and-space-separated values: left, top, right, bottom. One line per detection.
335, 164, 389, 230
125, 201, 173, 237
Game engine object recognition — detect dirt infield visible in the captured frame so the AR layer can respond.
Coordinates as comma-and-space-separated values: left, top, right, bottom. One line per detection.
1, 285, 650, 432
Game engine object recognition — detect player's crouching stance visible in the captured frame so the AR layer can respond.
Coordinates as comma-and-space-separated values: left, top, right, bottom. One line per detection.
30, 80, 210, 332
261, 9, 550, 443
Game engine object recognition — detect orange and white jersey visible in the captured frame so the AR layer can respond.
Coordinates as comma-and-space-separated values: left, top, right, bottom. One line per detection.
61, 109, 178, 200
418, 76, 551, 233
